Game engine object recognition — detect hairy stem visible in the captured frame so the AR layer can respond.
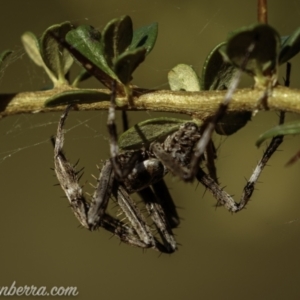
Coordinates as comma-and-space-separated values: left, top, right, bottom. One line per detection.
1, 85, 300, 120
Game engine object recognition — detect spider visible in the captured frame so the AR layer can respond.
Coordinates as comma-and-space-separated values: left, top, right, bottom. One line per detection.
53, 100, 282, 253
51, 32, 284, 254
53, 104, 180, 253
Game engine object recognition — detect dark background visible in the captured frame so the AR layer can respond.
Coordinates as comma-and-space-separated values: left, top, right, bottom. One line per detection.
1, 1, 300, 299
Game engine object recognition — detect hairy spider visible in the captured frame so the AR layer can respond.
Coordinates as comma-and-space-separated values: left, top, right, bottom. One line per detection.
53, 105, 180, 253
52, 31, 284, 253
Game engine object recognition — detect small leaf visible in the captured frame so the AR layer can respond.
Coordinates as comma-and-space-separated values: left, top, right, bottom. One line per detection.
114, 47, 146, 84
279, 27, 300, 64
65, 25, 118, 87
40, 22, 74, 84
21, 31, 58, 84
168, 64, 200, 91
201, 42, 236, 90
21, 32, 44, 67
44, 89, 110, 107
256, 120, 300, 147
102, 15, 133, 67
220, 24, 280, 87
129, 22, 158, 55
119, 118, 190, 150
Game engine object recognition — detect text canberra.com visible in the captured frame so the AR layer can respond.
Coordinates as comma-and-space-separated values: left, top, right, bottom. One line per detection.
0, 281, 79, 296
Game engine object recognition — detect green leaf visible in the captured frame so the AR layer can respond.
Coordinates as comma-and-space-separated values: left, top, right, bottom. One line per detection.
279, 27, 300, 64
220, 24, 280, 87
65, 25, 118, 88
168, 64, 200, 91
21, 32, 44, 67
102, 15, 133, 67
201, 42, 236, 90
256, 120, 300, 147
40, 22, 74, 84
119, 118, 191, 150
114, 47, 147, 84
129, 22, 158, 55
44, 89, 110, 107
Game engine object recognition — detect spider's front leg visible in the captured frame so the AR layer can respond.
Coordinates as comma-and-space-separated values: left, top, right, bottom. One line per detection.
52, 105, 90, 229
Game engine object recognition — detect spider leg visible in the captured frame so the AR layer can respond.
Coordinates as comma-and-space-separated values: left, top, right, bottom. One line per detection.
204, 139, 219, 184
87, 159, 114, 229
100, 214, 153, 249
107, 80, 123, 179
138, 187, 177, 253
52, 105, 90, 229
238, 133, 283, 210
151, 180, 180, 228
107, 81, 141, 180
196, 129, 283, 212
117, 185, 175, 253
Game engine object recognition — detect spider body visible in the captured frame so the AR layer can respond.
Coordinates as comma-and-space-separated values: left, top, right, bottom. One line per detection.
118, 151, 167, 193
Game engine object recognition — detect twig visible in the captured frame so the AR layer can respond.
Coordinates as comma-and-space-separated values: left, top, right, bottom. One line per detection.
258, 0, 268, 24
1, 86, 300, 119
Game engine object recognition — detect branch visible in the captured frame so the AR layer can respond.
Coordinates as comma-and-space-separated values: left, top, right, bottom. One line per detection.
1, 85, 300, 120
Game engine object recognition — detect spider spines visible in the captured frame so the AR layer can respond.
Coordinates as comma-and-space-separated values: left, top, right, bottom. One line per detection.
220, 185, 227, 191
116, 210, 124, 217
73, 158, 80, 168
89, 182, 97, 189
77, 172, 84, 182
75, 167, 84, 175
91, 173, 98, 181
